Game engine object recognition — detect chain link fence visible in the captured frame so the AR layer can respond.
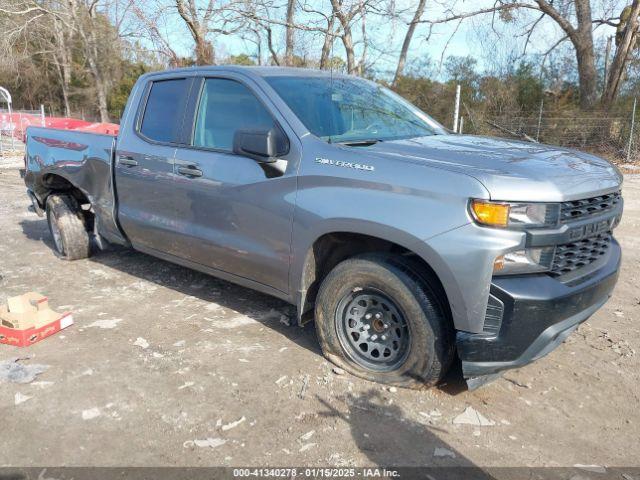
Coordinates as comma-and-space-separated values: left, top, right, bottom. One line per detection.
0, 136, 24, 168
462, 99, 639, 164
3, 100, 640, 164
1, 108, 43, 166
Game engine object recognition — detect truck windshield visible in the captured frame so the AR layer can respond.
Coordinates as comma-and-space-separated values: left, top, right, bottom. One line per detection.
265, 75, 446, 144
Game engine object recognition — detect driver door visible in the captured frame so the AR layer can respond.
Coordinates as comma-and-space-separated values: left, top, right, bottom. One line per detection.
171, 76, 298, 294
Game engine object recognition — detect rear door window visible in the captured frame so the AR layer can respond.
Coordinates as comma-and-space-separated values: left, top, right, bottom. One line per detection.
193, 78, 276, 151
139, 79, 189, 143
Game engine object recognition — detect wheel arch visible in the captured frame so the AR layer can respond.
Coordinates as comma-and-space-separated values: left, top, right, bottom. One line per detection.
292, 222, 460, 329
39, 173, 94, 232
38, 172, 92, 208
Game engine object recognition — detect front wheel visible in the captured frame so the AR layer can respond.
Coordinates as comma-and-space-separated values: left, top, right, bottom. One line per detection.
314, 254, 454, 388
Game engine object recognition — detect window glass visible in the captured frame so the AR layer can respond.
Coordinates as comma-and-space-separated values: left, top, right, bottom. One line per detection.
193, 78, 276, 151
265, 76, 445, 143
140, 79, 188, 143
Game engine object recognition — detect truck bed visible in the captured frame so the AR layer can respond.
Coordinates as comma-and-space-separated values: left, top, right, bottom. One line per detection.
24, 127, 124, 244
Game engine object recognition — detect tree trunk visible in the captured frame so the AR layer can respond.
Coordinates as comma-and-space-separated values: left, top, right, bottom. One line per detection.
176, 0, 214, 65
575, 41, 598, 109
266, 26, 280, 65
320, 15, 335, 69
392, 0, 426, 86
92, 66, 111, 123
69, 0, 110, 122
342, 30, 357, 74
52, 19, 72, 116
358, 3, 367, 75
330, 0, 357, 74
534, 0, 598, 109
53, 59, 71, 117
194, 33, 214, 65
574, 0, 597, 109
284, 0, 295, 65
86, 30, 110, 122
254, 30, 263, 65
602, 0, 640, 108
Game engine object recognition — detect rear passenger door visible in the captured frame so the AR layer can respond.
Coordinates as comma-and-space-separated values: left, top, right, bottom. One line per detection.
115, 76, 193, 255
171, 75, 299, 294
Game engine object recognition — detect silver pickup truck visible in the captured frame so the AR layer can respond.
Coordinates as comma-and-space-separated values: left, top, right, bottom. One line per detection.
23, 66, 623, 389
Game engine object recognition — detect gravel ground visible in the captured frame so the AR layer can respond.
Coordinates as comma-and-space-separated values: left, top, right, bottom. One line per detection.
0, 144, 24, 169
0, 167, 638, 471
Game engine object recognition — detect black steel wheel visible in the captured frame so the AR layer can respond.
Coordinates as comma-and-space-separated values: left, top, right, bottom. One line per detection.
335, 289, 411, 372
314, 253, 454, 388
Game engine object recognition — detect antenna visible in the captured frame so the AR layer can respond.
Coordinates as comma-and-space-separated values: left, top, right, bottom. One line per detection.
329, 12, 334, 84
328, 9, 335, 144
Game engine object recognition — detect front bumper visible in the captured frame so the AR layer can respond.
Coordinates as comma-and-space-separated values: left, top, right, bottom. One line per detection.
457, 238, 621, 379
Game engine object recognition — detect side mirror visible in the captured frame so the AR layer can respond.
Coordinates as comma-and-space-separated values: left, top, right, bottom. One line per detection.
233, 128, 288, 164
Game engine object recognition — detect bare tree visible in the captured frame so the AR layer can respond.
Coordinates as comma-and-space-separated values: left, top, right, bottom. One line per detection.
319, 13, 336, 69
69, 0, 115, 122
176, 0, 216, 64
358, 0, 368, 74
535, 0, 598, 108
329, 0, 362, 74
233, 0, 287, 65
392, 0, 426, 86
131, 1, 182, 66
417, 0, 624, 109
51, 14, 73, 116
284, 0, 296, 65
241, 26, 264, 64
602, 0, 640, 107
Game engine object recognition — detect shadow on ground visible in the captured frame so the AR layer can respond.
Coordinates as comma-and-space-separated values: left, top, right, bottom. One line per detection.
319, 389, 489, 475
20, 217, 319, 355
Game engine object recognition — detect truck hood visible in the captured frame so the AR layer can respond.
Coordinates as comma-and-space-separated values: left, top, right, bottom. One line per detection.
366, 135, 622, 202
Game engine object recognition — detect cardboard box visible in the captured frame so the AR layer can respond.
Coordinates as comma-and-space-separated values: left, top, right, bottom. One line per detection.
0, 292, 73, 347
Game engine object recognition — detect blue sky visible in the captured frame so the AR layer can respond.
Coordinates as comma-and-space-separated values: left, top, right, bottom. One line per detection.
140, 0, 620, 80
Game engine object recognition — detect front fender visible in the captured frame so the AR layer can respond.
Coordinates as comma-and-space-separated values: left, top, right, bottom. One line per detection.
288, 169, 475, 328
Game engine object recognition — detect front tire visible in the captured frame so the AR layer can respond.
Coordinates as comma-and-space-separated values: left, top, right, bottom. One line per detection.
45, 194, 91, 260
314, 254, 454, 388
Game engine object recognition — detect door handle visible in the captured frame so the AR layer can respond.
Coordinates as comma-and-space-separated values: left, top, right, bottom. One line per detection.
177, 165, 203, 177
118, 155, 138, 167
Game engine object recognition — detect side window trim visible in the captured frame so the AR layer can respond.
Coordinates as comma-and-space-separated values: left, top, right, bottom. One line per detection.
180, 77, 204, 146
135, 77, 195, 147
183, 75, 288, 156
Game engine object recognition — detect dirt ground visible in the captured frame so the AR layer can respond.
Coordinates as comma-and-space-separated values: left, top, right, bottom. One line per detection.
1, 163, 639, 471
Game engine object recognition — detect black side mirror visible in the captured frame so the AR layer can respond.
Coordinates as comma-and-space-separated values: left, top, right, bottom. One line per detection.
233, 128, 288, 163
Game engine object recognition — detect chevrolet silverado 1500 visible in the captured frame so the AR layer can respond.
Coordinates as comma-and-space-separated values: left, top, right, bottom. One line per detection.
23, 66, 623, 388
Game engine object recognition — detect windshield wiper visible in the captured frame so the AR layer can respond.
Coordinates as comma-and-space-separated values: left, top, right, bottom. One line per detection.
338, 139, 381, 146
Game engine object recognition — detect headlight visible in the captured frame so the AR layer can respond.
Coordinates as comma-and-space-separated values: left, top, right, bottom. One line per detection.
471, 200, 560, 229
494, 247, 555, 275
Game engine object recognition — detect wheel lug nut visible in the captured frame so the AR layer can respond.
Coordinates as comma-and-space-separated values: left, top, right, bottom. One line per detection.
370, 334, 378, 341
364, 313, 372, 320
381, 335, 387, 341
383, 323, 389, 329
360, 325, 370, 332
375, 312, 382, 319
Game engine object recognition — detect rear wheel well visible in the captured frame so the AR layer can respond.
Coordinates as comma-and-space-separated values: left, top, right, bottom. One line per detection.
299, 232, 451, 323
41, 174, 93, 232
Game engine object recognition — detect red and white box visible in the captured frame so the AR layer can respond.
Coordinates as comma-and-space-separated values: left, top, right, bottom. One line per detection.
0, 292, 73, 347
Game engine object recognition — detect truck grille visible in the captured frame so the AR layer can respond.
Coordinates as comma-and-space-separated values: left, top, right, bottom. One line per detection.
560, 192, 621, 222
550, 233, 612, 276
